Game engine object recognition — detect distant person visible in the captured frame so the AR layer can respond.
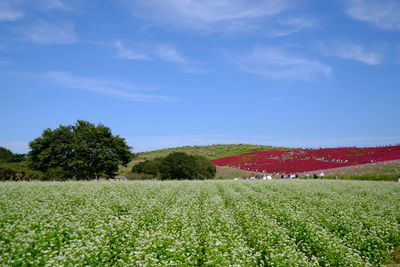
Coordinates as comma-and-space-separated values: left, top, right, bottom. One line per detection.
320, 172, 325, 179
313, 173, 318, 179
305, 173, 309, 179
295, 173, 299, 179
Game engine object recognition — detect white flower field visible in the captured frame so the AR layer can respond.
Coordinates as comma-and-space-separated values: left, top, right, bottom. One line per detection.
0, 180, 399, 266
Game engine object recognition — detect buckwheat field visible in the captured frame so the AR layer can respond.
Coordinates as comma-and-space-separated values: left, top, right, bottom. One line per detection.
0, 180, 399, 266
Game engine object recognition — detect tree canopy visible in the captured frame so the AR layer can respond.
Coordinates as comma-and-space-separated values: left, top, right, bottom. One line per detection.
0, 147, 13, 164
132, 152, 216, 180
28, 120, 133, 180
0, 147, 26, 163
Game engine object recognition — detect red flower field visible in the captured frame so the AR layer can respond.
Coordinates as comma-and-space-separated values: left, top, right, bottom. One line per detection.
212, 145, 400, 174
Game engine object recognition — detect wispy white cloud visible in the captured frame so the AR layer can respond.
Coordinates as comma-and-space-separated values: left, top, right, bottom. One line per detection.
114, 41, 186, 63
0, 2, 23, 21
320, 42, 382, 65
114, 41, 150, 60
16, 20, 77, 44
45, 71, 172, 102
124, 0, 305, 34
233, 46, 331, 81
266, 16, 316, 37
343, 0, 400, 30
36, 0, 69, 11
0, 0, 69, 21
155, 44, 186, 63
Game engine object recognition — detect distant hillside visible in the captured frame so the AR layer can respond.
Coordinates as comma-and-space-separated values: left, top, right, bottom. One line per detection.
119, 144, 293, 178
315, 160, 400, 181
136, 144, 293, 161
212, 146, 400, 176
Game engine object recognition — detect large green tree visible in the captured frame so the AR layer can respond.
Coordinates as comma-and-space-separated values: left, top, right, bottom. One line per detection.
28, 120, 133, 180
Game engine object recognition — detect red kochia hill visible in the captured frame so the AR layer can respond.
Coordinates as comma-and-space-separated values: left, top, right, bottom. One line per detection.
212, 145, 400, 174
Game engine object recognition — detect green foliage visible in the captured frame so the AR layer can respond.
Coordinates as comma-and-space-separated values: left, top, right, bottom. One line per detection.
0, 147, 26, 163
160, 152, 197, 180
131, 158, 163, 176
132, 152, 216, 180
28, 120, 133, 180
142, 158, 162, 176
0, 147, 13, 163
192, 155, 217, 180
0, 167, 14, 181
131, 160, 148, 173
0, 161, 45, 181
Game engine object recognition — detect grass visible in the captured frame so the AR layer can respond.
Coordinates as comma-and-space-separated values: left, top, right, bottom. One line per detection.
215, 166, 260, 180
135, 144, 293, 160
306, 160, 400, 181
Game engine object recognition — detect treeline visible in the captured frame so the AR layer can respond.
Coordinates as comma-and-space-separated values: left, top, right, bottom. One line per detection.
0, 147, 31, 181
132, 152, 216, 180
1, 120, 133, 181
0, 147, 26, 164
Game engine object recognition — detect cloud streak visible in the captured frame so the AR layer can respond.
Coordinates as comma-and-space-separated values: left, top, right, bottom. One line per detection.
343, 0, 400, 30
124, 0, 309, 34
0, 0, 69, 21
16, 21, 78, 44
265, 16, 316, 37
114, 41, 186, 63
233, 46, 331, 81
155, 44, 186, 63
114, 41, 150, 60
320, 43, 382, 65
36, 0, 69, 11
0, 3, 23, 21
45, 72, 173, 102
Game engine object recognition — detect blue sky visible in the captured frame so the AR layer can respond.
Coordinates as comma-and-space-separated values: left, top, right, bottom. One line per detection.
1, 0, 399, 153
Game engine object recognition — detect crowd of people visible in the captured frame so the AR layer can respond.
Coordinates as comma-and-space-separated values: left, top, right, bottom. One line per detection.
234, 172, 339, 180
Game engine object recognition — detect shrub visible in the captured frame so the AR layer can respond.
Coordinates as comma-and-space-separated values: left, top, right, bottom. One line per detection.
131, 152, 216, 180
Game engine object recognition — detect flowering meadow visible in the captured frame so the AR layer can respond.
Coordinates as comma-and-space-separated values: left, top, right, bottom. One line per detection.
212, 145, 400, 174
0, 180, 399, 266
